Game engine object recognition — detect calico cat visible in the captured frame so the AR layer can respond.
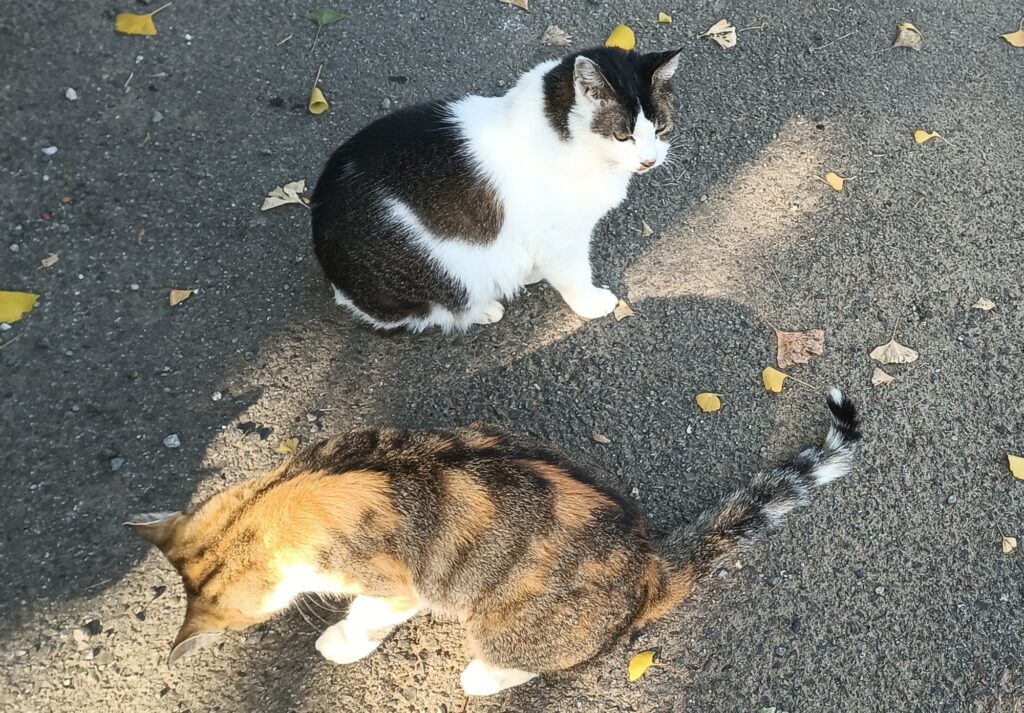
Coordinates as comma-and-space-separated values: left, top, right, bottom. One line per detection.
127, 390, 860, 695
310, 47, 682, 332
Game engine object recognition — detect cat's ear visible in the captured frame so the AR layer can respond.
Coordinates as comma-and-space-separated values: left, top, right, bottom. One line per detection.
169, 610, 223, 665
573, 56, 612, 105
645, 49, 682, 83
124, 511, 183, 550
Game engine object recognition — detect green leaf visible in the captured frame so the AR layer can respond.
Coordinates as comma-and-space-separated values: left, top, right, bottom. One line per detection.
306, 7, 345, 27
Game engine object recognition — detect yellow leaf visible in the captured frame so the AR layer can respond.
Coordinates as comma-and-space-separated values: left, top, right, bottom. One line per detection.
869, 338, 918, 365
914, 130, 940, 144
823, 172, 845, 191
1003, 536, 1018, 554
0, 291, 39, 323
169, 289, 193, 307
695, 393, 721, 412
498, 0, 528, 10
702, 19, 737, 49
641, 219, 654, 237
762, 367, 788, 393
893, 22, 923, 51
658, 12, 672, 24
1010, 454, 1024, 480
606, 24, 636, 51
971, 298, 996, 311
871, 367, 895, 387
613, 299, 634, 321
114, 2, 172, 36
40, 253, 59, 268
277, 437, 299, 454
309, 87, 328, 115
628, 650, 656, 682
1001, 29, 1024, 47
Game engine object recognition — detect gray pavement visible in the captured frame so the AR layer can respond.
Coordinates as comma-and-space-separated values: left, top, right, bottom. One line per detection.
1, 0, 1022, 711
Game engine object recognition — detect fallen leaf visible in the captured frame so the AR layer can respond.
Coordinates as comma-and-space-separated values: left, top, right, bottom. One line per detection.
593, 433, 611, 445
60, 195, 73, 205
695, 393, 721, 412
40, 253, 59, 268
762, 366, 788, 393
869, 339, 919, 365
658, 12, 672, 24
628, 650, 656, 682
541, 25, 571, 47
277, 437, 299, 454
1010, 454, 1024, 480
115, 2, 172, 36
0, 291, 39, 323
498, 0, 529, 10
262, 180, 309, 210
914, 130, 940, 144
305, 7, 345, 26
613, 299, 634, 321
606, 24, 636, 51
893, 22, 923, 51
774, 328, 825, 368
702, 19, 737, 49
1003, 536, 1018, 554
823, 172, 845, 191
169, 289, 193, 307
971, 298, 996, 311
309, 86, 328, 115
1002, 28, 1024, 47
871, 367, 895, 386
641, 220, 654, 237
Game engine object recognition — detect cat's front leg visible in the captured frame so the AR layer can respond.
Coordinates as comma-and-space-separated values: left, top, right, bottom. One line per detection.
315, 595, 421, 665
537, 244, 618, 320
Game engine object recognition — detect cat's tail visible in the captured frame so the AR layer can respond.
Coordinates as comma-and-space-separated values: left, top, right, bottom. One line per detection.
647, 388, 861, 618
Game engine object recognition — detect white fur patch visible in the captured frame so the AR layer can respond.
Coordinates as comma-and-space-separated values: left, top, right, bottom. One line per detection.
460, 659, 538, 696
263, 563, 357, 614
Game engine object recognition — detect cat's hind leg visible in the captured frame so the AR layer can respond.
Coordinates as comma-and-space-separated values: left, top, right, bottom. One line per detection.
460, 658, 538, 696
470, 300, 505, 325
315, 595, 421, 665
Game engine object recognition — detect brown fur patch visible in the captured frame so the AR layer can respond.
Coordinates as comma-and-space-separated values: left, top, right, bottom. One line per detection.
522, 460, 613, 529
633, 555, 695, 629
444, 469, 497, 547
581, 549, 628, 581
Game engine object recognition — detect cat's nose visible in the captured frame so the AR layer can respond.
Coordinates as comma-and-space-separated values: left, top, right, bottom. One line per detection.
640, 159, 656, 168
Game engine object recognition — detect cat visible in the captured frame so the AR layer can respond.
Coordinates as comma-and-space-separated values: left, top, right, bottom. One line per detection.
310, 47, 682, 333
127, 390, 861, 696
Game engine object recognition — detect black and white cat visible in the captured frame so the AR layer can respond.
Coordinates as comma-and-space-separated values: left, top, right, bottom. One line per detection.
311, 47, 682, 332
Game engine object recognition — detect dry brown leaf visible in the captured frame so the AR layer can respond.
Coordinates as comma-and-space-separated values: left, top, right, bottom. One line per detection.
1002, 29, 1024, 47
869, 338, 919, 365
971, 298, 996, 311
541, 25, 571, 47
1003, 536, 1018, 554
613, 299, 634, 321
169, 289, 193, 307
593, 433, 611, 445
702, 19, 737, 49
40, 253, 59, 268
641, 220, 654, 237
262, 180, 309, 210
774, 328, 824, 368
276, 437, 299, 454
499, 0, 528, 10
893, 22, 923, 51
871, 367, 895, 387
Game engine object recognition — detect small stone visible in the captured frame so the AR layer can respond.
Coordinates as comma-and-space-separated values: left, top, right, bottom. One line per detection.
211, 391, 223, 401
152, 584, 167, 599
129, 283, 139, 291
41, 146, 58, 156
151, 110, 163, 124
854, 569, 866, 579
110, 457, 125, 472
9, 243, 20, 252
1000, 593, 1010, 602
0, 323, 10, 332
775, 646, 787, 656
66, 87, 79, 101
946, 494, 957, 505
134, 610, 146, 621
184, 33, 193, 41
243, 351, 256, 361
163, 434, 180, 449
874, 586, 885, 595
381, 97, 392, 110
81, 619, 102, 637
790, 618, 802, 633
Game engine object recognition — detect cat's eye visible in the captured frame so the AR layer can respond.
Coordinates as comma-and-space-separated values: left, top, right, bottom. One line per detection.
613, 131, 632, 142
655, 123, 672, 136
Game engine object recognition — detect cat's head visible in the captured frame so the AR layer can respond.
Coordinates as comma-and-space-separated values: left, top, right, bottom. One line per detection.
545, 47, 682, 174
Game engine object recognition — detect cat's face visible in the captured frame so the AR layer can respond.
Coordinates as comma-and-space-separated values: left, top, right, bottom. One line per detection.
569, 49, 681, 174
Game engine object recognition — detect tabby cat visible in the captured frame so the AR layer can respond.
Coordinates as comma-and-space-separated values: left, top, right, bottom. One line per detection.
310, 47, 681, 332
127, 390, 860, 695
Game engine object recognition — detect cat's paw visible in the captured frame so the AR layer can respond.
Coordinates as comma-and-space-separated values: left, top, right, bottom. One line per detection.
315, 624, 380, 665
472, 301, 505, 325
565, 287, 618, 320
460, 659, 538, 696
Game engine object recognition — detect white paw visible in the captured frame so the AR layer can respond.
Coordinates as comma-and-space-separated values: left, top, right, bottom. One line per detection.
460, 659, 538, 696
524, 267, 544, 285
315, 624, 380, 665
566, 287, 618, 320
472, 301, 505, 325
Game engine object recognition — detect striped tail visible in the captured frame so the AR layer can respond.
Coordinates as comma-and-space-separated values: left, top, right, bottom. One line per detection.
659, 388, 862, 588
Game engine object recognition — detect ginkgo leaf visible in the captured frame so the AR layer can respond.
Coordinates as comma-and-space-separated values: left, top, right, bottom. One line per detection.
606, 24, 636, 51
775, 328, 825, 368
870, 339, 919, 365
1002, 29, 1024, 47
0, 291, 39, 323
823, 172, 845, 191
695, 393, 721, 412
613, 299, 634, 321
914, 130, 940, 144
641, 220, 654, 237
115, 2, 172, 36
499, 0, 529, 10
628, 650, 656, 682
762, 367, 788, 393
702, 19, 737, 49
305, 8, 345, 26
971, 298, 996, 311
309, 86, 328, 115
593, 433, 611, 445
871, 367, 895, 387
277, 437, 299, 454
893, 22, 923, 51
541, 25, 572, 47
169, 289, 193, 307
40, 253, 59, 268
658, 12, 672, 24
1003, 536, 1018, 554
1009, 454, 1024, 480
262, 180, 309, 210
